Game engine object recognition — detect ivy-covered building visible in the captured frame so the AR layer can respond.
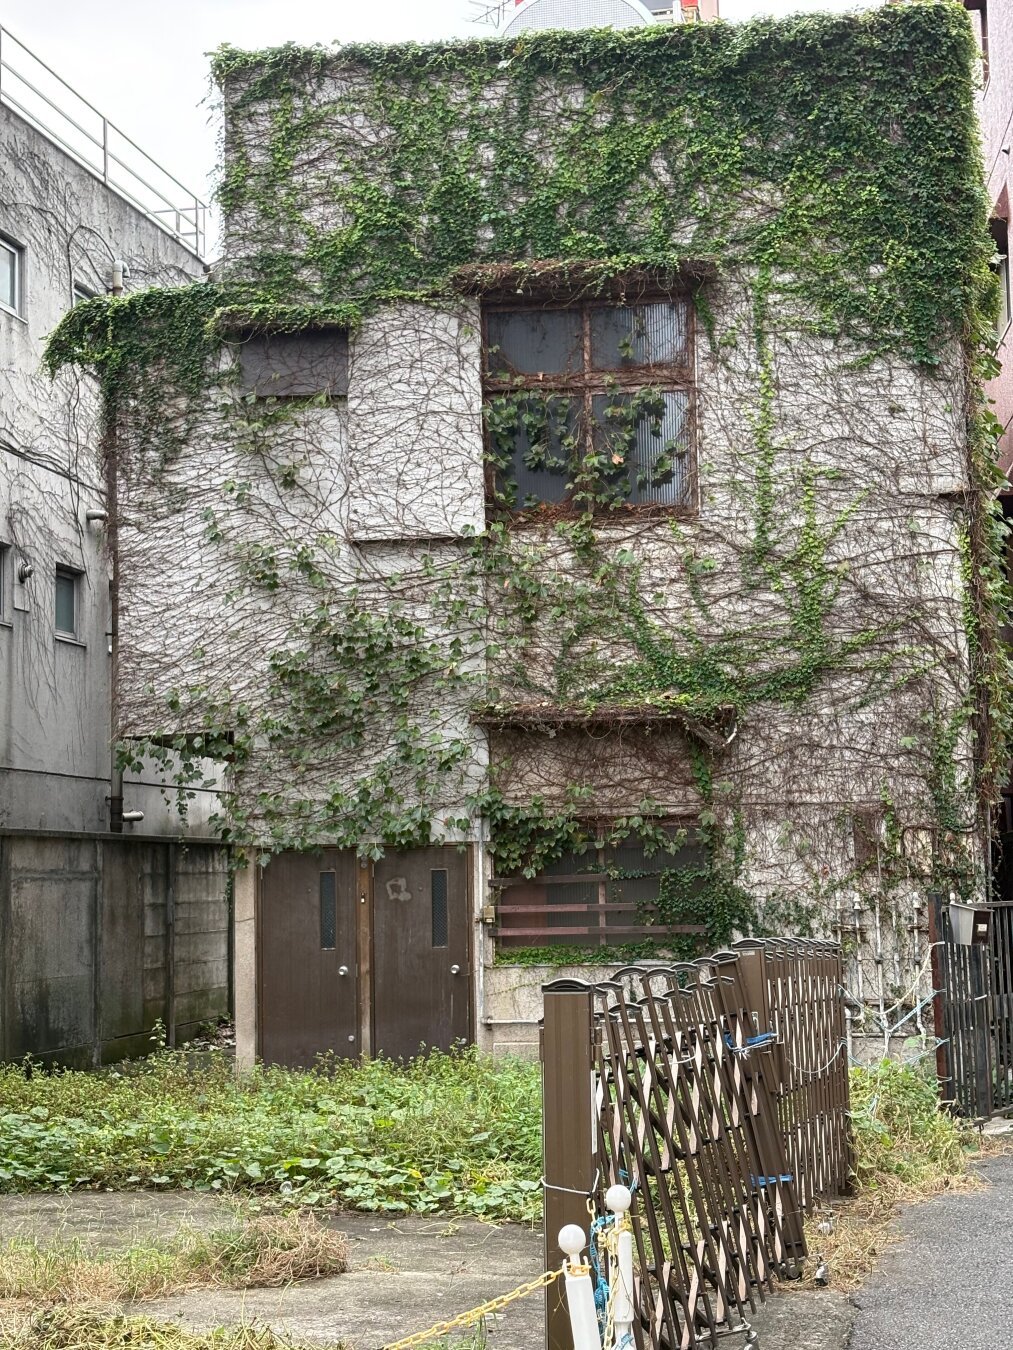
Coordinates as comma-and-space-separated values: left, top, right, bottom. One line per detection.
49, 2, 1009, 1065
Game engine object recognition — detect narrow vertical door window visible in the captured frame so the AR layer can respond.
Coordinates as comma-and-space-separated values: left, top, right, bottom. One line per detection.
431, 869, 449, 948
319, 871, 337, 949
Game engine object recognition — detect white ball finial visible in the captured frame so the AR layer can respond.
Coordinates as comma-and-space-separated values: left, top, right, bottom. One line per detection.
558, 1224, 587, 1259
605, 1183, 633, 1216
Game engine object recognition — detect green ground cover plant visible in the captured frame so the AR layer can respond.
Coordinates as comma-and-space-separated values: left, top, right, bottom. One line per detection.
0, 1049, 542, 1221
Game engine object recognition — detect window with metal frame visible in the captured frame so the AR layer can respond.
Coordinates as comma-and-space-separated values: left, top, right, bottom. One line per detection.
965, 0, 989, 83
54, 566, 79, 637
992, 218, 1010, 337
237, 331, 349, 399
0, 543, 8, 618
482, 296, 694, 512
0, 235, 23, 317
72, 281, 96, 306
492, 825, 709, 951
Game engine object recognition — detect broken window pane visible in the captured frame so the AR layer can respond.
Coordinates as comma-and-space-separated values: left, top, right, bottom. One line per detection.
238, 331, 349, 398
592, 389, 691, 504
590, 301, 688, 370
486, 308, 582, 377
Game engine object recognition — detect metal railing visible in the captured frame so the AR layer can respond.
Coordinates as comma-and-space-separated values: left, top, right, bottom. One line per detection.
0, 24, 207, 257
542, 938, 852, 1349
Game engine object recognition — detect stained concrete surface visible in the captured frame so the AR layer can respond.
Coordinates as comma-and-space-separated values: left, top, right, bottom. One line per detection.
0, 1192, 853, 1349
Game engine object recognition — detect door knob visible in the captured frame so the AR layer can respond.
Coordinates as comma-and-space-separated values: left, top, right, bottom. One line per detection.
338, 965, 349, 976
450, 964, 461, 976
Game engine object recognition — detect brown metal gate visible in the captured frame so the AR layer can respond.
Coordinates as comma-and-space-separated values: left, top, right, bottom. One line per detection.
542, 939, 852, 1350
258, 846, 472, 1067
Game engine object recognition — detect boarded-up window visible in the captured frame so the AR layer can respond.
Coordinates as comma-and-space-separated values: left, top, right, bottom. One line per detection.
237, 331, 349, 399
483, 297, 694, 511
493, 827, 708, 952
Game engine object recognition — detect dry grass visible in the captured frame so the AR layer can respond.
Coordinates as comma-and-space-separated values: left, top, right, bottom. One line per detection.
1, 1308, 341, 1349
0, 1215, 348, 1310
786, 1060, 996, 1293
0, 1308, 488, 1350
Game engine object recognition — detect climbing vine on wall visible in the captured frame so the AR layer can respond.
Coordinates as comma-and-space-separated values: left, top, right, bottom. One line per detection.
46, 3, 1011, 968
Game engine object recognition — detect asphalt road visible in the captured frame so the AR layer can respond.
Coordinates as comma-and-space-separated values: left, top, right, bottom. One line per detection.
849, 1148, 1013, 1350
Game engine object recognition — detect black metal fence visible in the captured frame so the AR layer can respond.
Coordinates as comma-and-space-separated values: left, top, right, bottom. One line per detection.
931, 894, 1013, 1119
542, 938, 852, 1350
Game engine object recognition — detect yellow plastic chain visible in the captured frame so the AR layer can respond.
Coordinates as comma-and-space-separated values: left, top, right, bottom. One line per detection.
381, 1265, 564, 1350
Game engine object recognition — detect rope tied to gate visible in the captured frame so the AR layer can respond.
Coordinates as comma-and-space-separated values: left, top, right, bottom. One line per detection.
378, 1265, 564, 1350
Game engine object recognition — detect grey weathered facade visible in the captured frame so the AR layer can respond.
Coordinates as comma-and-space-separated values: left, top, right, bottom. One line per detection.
51, 7, 1000, 1068
0, 41, 230, 1064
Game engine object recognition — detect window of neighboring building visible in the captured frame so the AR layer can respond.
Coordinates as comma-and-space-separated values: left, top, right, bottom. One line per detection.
237, 330, 349, 399
55, 566, 80, 638
0, 543, 9, 620
0, 235, 23, 317
965, 0, 989, 83
493, 826, 708, 953
482, 296, 694, 512
992, 218, 1010, 337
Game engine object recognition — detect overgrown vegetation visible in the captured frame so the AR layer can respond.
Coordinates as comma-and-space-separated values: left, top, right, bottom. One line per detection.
0, 1050, 542, 1221
801, 1058, 979, 1292
43, 4, 1011, 968
0, 1214, 347, 1306
5, 1311, 487, 1350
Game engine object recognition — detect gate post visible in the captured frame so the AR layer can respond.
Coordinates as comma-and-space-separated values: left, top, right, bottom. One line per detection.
542, 981, 597, 1350
927, 892, 954, 1108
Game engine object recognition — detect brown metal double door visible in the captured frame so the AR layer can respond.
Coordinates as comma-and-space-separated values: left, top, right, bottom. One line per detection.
259, 850, 360, 1068
258, 846, 470, 1067
372, 846, 471, 1062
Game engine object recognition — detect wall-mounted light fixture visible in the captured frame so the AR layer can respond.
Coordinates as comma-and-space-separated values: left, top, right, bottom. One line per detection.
16, 560, 33, 583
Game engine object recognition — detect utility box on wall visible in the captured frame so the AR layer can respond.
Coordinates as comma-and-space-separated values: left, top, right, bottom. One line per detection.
948, 901, 992, 947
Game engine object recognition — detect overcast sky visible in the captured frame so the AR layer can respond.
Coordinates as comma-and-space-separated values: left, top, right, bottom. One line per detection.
2, 0, 878, 222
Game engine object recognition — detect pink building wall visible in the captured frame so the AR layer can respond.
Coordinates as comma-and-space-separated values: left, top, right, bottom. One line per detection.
971, 0, 1013, 472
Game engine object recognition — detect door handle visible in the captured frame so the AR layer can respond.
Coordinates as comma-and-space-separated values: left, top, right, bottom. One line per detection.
338, 965, 349, 977
450, 964, 461, 976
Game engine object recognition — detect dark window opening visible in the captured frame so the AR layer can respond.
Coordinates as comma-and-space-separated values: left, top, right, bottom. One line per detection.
431, 869, 449, 948
991, 218, 1010, 337
482, 297, 694, 513
492, 826, 708, 952
55, 566, 79, 637
72, 281, 96, 306
320, 871, 337, 949
237, 330, 349, 399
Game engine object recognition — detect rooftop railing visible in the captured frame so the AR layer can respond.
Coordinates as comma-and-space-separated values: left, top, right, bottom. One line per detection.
0, 25, 207, 258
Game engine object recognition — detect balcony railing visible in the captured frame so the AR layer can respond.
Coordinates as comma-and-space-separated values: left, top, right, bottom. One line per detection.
0, 24, 207, 257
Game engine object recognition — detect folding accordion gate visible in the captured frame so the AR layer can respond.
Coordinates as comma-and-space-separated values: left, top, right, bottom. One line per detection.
542, 939, 852, 1350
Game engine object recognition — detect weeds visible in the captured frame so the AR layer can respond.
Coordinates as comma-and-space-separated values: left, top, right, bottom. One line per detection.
5, 1309, 488, 1349
0, 1214, 348, 1306
0, 1049, 542, 1221
798, 1059, 980, 1291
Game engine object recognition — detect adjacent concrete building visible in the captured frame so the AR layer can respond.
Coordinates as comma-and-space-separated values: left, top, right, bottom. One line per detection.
51, 4, 1004, 1066
0, 28, 230, 1063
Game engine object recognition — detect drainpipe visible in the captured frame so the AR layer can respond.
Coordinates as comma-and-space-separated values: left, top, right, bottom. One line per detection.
107, 261, 125, 832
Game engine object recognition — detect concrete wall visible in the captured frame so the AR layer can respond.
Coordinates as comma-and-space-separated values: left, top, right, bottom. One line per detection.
0, 103, 220, 835
0, 832, 229, 1065
0, 101, 231, 1061
973, 0, 1013, 470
